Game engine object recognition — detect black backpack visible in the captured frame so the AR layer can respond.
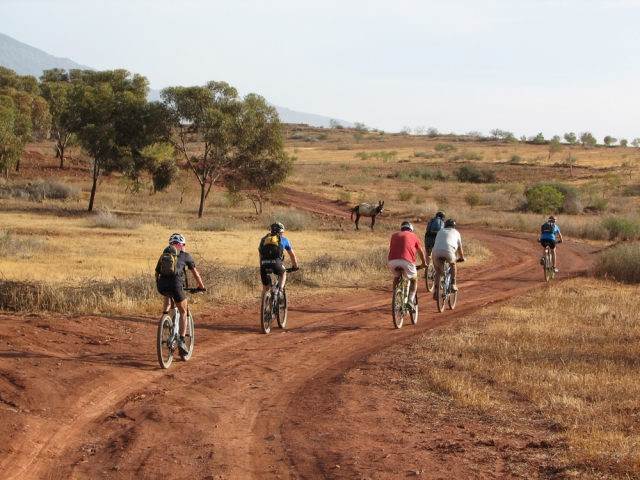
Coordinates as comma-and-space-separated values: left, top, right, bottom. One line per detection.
426, 217, 442, 236
541, 222, 554, 235
259, 234, 283, 260
158, 245, 181, 276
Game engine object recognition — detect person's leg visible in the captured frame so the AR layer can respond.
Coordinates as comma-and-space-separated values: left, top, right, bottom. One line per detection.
278, 271, 287, 291
162, 296, 171, 313
551, 247, 557, 268
176, 299, 188, 336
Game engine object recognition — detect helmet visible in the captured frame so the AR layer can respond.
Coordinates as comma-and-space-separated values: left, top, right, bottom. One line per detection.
436, 211, 445, 219
169, 233, 186, 246
400, 221, 414, 232
444, 219, 456, 228
548, 215, 557, 222
270, 222, 285, 234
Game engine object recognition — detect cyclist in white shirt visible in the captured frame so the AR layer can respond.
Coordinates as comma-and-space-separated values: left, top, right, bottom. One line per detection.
432, 219, 465, 297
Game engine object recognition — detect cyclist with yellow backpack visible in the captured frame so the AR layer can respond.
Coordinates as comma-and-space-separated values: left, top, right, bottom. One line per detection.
259, 222, 299, 301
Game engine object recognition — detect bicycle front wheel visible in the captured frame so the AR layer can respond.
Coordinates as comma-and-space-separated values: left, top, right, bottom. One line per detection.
410, 293, 418, 325
261, 291, 274, 334
157, 314, 174, 369
448, 287, 457, 310
179, 311, 195, 361
392, 288, 404, 329
277, 288, 288, 329
544, 253, 553, 282
425, 261, 436, 292
437, 276, 446, 313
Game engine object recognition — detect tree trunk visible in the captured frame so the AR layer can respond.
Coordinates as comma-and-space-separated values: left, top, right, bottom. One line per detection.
15, 157, 20, 172
198, 183, 206, 218
88, 163, 100, 212
58, 144, 65, 169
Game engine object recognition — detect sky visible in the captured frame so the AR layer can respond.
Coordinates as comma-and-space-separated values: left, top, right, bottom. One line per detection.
1, 0, 639, 140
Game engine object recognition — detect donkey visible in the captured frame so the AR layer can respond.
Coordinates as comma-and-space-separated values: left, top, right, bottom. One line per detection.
350, 200, 385, 230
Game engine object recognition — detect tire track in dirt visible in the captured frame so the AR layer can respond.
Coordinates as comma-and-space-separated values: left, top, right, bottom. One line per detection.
0, 188, 600, 479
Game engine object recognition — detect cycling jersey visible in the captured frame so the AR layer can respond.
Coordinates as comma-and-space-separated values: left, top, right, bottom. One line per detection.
540, 224, 561, 242
388, 231, 422, 263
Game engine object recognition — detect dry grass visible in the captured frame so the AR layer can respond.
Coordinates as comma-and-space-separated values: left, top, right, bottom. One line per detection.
401, 278, 640, 478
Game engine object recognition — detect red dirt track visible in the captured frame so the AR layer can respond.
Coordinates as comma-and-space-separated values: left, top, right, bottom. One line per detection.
0, 190, 599, 479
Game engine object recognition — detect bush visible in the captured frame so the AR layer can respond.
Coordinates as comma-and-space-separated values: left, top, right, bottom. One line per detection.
454, 165, 496, 183
189, 218, 234, 232
337, 144, 352, 150
601, 216, 640, 240
524, 185, 565, 214
509, 155, 522, 163
262, 209, 315, 231
591, 243, 640, 283
0, 229, 46, 258
465, 192, 481, 209
0, 179, 80, 201
398, 189, 414, 202
435, 143, 458, 153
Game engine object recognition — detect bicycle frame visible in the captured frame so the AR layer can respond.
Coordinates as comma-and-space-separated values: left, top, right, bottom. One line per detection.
392, 266, 421, 329
543, 246, 555, 281
261, 267, 295, 334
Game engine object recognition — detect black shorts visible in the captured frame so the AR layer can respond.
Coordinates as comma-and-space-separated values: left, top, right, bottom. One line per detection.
260, 259, 285, 286
157, 275, 187, 303
424, 236, 436, 253
541, 239, 557, 249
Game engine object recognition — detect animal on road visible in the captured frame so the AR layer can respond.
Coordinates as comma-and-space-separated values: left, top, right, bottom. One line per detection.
350, 200, 385, 230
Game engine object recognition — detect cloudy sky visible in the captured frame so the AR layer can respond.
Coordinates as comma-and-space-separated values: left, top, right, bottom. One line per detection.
1, 0, 639, 140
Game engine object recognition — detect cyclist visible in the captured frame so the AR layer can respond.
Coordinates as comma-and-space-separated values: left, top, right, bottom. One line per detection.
424, 211, 445, 261
259, 222, 299, 302
388, 221, 427, 312
155, 233, 206, 356
432, 219, 465, 298
538, 215, 563, 273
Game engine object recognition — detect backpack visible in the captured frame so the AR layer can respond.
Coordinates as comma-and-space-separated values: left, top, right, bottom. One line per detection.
260, 234, 283, 260
541, 222, 554, 235
426, 217, 442, 236
158, 245, 181, 277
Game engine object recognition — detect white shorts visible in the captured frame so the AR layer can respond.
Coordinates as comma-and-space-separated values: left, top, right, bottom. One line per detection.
432, 249, 456, 266
388, 258, 417, 279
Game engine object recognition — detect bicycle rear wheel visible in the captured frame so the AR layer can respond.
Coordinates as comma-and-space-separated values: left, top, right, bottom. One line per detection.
157, 314, 174, 369
544, 252, 553, 282
425, 261, 436, 292
437, 275, 446, 313
277, 288, 288, 329
179, 311, 195, 361
410, 293, 418, 325
261, 291, 274, 334
392, 288, 404, 329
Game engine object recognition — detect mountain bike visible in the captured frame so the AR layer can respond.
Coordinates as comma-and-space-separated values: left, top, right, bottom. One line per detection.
392, 265, 423, 329
434, 257, 465, 313
261, 267, 297, 334
425, 257, 436, 292
541, 239, 561, 282
156, 288, 204, 369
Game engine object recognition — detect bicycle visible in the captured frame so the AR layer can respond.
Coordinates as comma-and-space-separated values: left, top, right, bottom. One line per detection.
156, 287, 204, 369
392, 265, 423, 329
540, 239, 561, 282
434, 257, 465, 313
261, 267, 297, 334
424, 257, 436, 292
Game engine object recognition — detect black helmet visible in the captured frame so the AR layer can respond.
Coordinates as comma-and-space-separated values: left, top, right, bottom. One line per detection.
436, 211, 445, 219
270, 222, 285, 234
444, 219, 456, 228
400, 221, 414, 232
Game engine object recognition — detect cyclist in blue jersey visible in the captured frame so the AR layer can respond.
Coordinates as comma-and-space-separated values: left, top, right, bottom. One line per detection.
258, 222, 299, 302
538, 215, 564, 273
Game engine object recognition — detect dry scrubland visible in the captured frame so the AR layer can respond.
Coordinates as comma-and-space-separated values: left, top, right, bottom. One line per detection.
399, 279, 640, 478
2, 129, 640, 477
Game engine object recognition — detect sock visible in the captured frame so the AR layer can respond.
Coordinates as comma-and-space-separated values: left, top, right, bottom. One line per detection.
409, 292, 416, 302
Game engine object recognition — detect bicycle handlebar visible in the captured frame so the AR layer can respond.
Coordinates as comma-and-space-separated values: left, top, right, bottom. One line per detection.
457, 257, 466, 263
185, 287, 207, 293
285, 267, 299, 273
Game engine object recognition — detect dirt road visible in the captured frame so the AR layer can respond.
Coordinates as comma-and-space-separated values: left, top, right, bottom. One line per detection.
0, 223, 598, 479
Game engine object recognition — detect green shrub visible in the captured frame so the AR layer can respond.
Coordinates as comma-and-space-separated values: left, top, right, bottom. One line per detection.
509, 155, 522, 163
454, 165, 495, 183
0, 229, 46, 258
339, 191, 352, 203
0, 179, 80, 201
435, 143, 458, 153
356, 151, 369, 160
524, 185, 565, 214
591, 243, 640, 283
465, 192, 481, 209
262, 209, 315, 231
398, 189, 414, 202
601, 216, 640, 240
464, 151, 484, 161
337, 144, 352, 150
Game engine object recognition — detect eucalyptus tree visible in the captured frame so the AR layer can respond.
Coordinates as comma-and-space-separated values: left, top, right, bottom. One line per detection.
66, 69, 163, 211
226, 94, 292, 214
161, 81, 242, 218
39, 68, 75, 168
0, 67, 51, 174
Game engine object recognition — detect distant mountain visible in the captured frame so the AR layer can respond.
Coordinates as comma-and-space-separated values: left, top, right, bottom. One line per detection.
0, 32, 355, 128
0, 32, 92, 78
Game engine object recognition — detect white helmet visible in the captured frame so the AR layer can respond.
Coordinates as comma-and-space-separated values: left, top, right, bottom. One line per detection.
169, 233, 186, 246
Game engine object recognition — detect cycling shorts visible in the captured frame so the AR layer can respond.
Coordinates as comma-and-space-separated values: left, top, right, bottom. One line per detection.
541, 239, 557, 249
388, 258, 417, 279
260, 258, 285, 286
157, 276, 187, 303
432, 249, 456, 266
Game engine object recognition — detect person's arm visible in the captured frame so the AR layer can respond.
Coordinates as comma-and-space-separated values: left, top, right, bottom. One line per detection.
457, 233, 464, 259
557, 228, 563, 243
190, 267, 206, 290
286, 248, 299, 269
417, 245, 427, 269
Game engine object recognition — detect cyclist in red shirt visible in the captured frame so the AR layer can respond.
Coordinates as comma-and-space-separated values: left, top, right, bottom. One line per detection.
388, 221, 427, 311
